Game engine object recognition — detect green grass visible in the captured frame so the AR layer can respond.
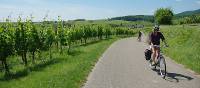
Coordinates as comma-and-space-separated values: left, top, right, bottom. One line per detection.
144, 24, 200, 74
0, 37, 119, 88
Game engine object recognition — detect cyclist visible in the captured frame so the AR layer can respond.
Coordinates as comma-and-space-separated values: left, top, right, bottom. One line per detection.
149, 26, 167, 66
138, 31, 142, 42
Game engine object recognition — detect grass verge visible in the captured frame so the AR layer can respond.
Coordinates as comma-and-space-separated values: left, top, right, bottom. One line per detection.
161, 25, 200, 74
144, 24, 200, 74
0, 37, 119, 88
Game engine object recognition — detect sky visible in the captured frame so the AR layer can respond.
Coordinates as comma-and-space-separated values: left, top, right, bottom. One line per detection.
0, 0, 200, 21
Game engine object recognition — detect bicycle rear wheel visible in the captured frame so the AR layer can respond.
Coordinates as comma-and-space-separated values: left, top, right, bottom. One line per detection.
159, 56, 166, 79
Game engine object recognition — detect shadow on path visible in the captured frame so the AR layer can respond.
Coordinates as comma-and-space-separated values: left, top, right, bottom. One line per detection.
152, 69, 193, 82
165, 72, 193, 82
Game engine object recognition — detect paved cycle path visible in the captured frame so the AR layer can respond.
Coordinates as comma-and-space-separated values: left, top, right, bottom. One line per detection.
83, 37, 200, 88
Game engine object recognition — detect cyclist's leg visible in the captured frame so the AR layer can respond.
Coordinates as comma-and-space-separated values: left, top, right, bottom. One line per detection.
138, 36, 141, 41
155, 47, 159, 63
155, 45, 160, 62
152, 46, 156, 64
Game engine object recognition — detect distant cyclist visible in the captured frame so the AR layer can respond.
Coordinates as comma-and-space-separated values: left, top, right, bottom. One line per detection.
149, 26, 168, 66
137, 31, 142, 42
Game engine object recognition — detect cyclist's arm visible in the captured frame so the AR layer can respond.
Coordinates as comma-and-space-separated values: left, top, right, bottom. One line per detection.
160, 32, 168, 47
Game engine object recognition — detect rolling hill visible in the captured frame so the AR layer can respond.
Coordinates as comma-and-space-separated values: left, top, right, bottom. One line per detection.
176, 9, 200, 16
109, 9, 200, 22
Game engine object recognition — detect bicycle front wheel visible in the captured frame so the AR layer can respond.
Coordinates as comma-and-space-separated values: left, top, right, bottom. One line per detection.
159, 56, 166, 79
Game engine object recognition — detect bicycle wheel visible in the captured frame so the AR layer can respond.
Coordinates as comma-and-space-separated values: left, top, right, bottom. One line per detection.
159, 55, 166, 78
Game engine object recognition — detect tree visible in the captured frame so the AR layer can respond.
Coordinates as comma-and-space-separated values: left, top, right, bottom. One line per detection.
57, 16, 66, 54
46, 24, 55, 59
0, 18, 14, 73
15, 17, 29, 66
97, 25, 103, 40
65, 28, 73, 53
27, 18, 40, 63
103, 25, 112, 38
154, 8, 174, 25
40, 18, 55, 59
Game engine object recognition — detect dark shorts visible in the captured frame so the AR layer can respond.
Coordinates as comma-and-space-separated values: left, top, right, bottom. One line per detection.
151, 45, 160, 51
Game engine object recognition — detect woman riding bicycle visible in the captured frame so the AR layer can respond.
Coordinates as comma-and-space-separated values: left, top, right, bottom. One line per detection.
138, 31, 142, 42
149, 26, 167, 66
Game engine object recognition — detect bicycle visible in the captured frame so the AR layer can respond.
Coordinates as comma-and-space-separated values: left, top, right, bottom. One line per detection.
149, 45, 167, 79
137, 31, 142, 42
137, 36, 142, 42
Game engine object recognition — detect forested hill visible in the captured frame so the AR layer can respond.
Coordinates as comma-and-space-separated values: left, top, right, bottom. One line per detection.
109, 9, 200, 22
110, 15, 154, 22
176, 9, 200, 17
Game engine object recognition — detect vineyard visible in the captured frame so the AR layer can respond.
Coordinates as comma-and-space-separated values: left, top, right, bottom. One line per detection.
1, 0, 200, 87
0, 16, 137, 75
